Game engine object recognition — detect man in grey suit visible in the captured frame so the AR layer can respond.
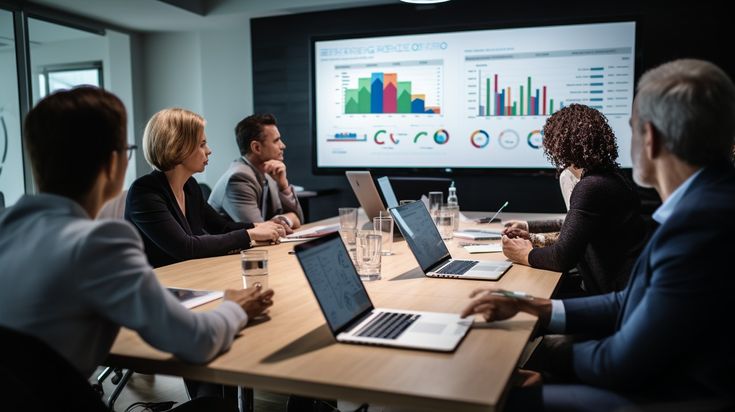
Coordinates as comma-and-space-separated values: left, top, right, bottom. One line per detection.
209, 113, 303, 230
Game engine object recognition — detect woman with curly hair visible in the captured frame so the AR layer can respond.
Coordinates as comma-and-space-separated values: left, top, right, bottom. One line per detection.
502, 104, 648, 295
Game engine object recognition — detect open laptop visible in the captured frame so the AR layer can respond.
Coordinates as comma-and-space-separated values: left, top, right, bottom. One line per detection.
389, 201, 512, 280
376, 176, 399, 209
294, 232, 471, 352
345, 171, 386, 222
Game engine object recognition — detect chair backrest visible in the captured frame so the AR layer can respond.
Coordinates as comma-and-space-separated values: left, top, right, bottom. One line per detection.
387, 177, 452, 204
0, 326, 107, 411
97, 189, 128, 220
0, 191, 5, 210
199, 182, 212, 200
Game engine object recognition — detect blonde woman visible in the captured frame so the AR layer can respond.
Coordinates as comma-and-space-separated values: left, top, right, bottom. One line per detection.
126, 108, 286, 268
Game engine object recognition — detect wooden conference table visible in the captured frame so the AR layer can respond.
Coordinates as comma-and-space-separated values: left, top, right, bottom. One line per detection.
107, 211, 564, 411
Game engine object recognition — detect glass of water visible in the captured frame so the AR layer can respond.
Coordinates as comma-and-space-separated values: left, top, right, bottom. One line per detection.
372, 213, 393, 256
339, 227, 358, 264
241, 250, 268, 290
435, 209, 455, 240
356, 230, 382, 281
338, 207, 358, 230
428, 191, 443, 216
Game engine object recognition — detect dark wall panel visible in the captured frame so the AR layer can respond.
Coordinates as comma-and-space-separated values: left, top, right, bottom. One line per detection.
252, 0, 726, 221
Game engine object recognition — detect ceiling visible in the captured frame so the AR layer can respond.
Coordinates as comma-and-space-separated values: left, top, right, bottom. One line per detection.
27, 0, 400, 32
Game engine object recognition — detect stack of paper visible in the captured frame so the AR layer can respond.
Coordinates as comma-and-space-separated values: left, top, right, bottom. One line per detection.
453, 229, 502, 240
281, 224, 340, 242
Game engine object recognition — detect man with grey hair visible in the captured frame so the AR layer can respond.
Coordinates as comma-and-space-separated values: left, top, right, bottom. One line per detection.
462, 59, 735, 411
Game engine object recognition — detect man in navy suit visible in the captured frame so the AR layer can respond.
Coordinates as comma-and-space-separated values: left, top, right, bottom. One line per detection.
462, 59, 735, 411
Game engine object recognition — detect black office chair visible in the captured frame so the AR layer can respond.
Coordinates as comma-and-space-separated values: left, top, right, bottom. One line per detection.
387, 176, 452, 202
0, 325, 107, 411
0, 190, 5, 210
199, 183, 212, 200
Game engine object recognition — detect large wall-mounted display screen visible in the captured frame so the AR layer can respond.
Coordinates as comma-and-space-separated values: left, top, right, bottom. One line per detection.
313, 21, 636, 171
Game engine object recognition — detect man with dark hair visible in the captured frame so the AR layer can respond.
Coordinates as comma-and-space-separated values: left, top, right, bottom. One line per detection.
0, 87, 274, 411
209, 113, 303, 229
463, 59, 735, 410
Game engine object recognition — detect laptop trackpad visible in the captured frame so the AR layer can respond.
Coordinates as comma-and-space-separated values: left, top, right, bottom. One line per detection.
410, 322, 447, 334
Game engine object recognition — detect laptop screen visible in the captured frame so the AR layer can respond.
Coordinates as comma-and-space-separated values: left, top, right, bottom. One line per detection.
390, 201, 451, 272
376, 176, 398, 209
294, 233, 373, 334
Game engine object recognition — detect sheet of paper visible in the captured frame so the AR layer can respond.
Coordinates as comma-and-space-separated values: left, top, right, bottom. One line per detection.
167, 288, 224, 309
464, 244, 503, 254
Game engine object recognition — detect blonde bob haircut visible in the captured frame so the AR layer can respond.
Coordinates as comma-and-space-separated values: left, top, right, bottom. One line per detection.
143, 108, 205, 171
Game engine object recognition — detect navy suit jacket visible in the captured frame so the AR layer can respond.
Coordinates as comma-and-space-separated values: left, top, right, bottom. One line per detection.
125, 171, 254, 268
562, 162, 735, 400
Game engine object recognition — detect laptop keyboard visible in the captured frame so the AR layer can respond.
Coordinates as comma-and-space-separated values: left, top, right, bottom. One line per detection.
354, 312, 421, 340
436, 260, 479, 275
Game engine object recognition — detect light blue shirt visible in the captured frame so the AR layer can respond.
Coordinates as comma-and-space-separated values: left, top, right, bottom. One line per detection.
0, 194, 248, 377
547, 169, 703, 333
651, 168, 703, 224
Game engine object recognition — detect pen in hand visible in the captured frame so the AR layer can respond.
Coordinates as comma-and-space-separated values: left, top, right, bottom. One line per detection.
487, 289, 534, 300
477, 201, 509, 224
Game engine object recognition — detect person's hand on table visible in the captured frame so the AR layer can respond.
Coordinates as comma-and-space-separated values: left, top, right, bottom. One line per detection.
503, 227, 531, 240
249, 221, 283, 242
503, 219, 529, 231
270, 215, 294, 235
502, 235, 532, 265
225, 285, 275, 319
460, 288, 552, 326
461, 288, 527, 322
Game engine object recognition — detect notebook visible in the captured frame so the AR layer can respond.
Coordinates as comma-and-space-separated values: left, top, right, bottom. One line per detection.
389, 201, 512, 280
167, 287, 223, 309
294, 233, 471, 352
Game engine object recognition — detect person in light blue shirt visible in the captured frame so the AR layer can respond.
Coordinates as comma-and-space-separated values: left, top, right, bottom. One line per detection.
0, 87, 274, 411
462, 59, 735, 411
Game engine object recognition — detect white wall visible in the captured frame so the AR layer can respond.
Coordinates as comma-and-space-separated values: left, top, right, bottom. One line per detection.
138, 22, 253, 186
199, 22, 253, 187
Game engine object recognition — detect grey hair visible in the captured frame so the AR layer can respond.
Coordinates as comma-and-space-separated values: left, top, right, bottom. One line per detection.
635, 59, 735, 166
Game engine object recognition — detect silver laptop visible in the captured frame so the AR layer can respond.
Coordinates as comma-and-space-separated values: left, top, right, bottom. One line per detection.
390, 201, 512, 280
294, 232, 471, 352
345, 171, 387, 221
376, 176, 399, 209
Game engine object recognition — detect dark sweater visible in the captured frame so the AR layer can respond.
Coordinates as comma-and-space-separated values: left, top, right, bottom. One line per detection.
125, 171, 254, 268
528, 170, 647, 294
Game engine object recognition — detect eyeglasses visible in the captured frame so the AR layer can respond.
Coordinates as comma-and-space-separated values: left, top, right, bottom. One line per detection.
126, 144, 138, 160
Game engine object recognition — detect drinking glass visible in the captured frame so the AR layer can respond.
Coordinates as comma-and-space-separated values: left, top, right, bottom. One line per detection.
355, 230, 382, 281
372, 213, 393, 256
338, 207, 358, 230
428, 191, 443, 215
435, 209, 454, 240
241, 250, 268, 289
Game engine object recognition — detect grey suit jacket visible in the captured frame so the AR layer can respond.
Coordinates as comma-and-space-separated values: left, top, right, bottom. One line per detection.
208, 157, 304, 224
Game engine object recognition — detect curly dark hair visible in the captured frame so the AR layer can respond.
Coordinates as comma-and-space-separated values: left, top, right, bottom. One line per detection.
542, 104, 619, 174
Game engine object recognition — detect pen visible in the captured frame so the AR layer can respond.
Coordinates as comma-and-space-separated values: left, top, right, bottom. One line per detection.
488, 290, 534, 300
477, 201, 509, 224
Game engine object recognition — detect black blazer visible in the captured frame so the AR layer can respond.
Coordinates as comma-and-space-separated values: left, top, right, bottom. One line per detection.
528, 170, 648, 294
125, 171, 254, 268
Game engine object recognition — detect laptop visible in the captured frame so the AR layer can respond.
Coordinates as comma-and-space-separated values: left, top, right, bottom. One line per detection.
389, 201, 512, 280
294, 232, 472, 352
345, 171, 386, 222
376, 176, 399, 209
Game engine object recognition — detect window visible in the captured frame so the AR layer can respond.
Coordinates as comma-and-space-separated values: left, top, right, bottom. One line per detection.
38, 61, 103, 98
